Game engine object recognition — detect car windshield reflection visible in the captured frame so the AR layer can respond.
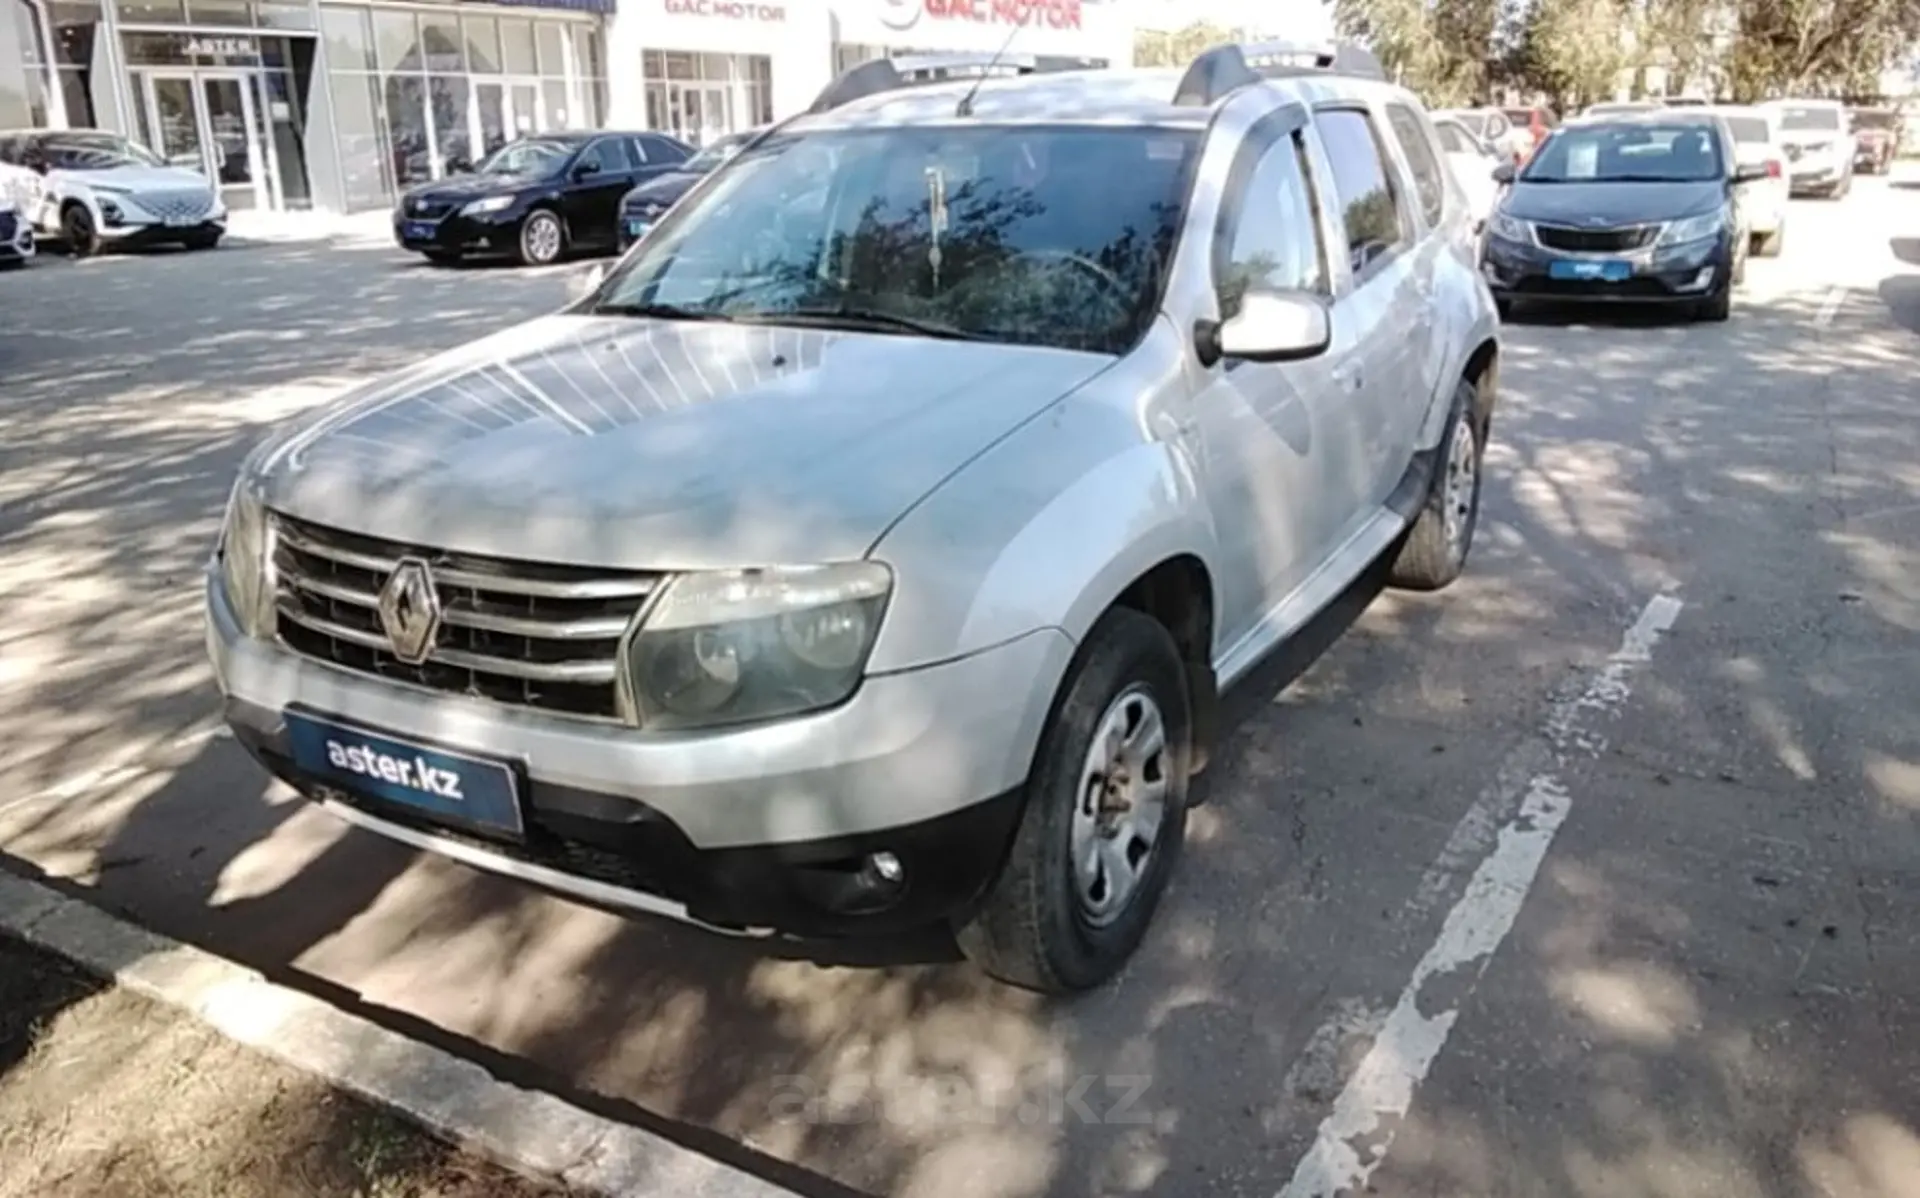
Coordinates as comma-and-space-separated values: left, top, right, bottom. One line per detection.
594, 125, 1200, 356
1522, 123, 1725, 183
477, 139, 572, 176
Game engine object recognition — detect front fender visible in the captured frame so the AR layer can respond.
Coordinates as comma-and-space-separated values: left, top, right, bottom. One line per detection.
866, 404, 1219, 676
1417, 253, 1501, 450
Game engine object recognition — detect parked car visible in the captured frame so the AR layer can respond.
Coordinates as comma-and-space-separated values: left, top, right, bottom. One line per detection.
1848, 106, 1901, 174
208, 42, 1500, 994
1580, 101, 1666, 119
0, 128, 225, 256
616, 128, 757, 251
1703, 104, 1789, 256
393, 131, 693, 266
1481, 111, 1766, 321
1758, 99, 1853, 197
1498, 104, 1560, 161
1432, 114, 1503, 228
0, 195, 34, 268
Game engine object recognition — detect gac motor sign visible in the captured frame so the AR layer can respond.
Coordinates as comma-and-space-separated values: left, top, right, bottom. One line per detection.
664, 0, 786, 17
878, 0, 1084, 32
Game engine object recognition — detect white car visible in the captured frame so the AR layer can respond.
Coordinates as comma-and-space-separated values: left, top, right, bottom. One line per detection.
1436, 107, 1531, 163
1431, 115, 1502, 229
1581, 101, 1665, 119
1757, 99, 1853, 198
0, 157, 40, 268
0, 128, 226, 257
1704, 105, 1788, 256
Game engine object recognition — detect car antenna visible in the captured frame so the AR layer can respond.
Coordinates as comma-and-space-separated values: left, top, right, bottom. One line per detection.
956, 20, 1022, 118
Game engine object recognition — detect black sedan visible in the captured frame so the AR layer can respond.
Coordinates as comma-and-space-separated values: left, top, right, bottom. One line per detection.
1479, 114, 1769, 322
394, 131, 693, 267
616, 129, 758, 252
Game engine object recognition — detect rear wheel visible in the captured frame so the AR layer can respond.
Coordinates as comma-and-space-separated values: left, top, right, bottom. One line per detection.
61, 203, 99, 258
1388, 378, 1483, 592
1753, 225, 1784, 258
955, 608, 1192, 994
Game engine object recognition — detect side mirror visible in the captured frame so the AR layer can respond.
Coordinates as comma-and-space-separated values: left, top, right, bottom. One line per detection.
567, 261, 607, 302
572, 159, 601, 181
1201, 291, 1331, 366
1492, 161, 1516, 185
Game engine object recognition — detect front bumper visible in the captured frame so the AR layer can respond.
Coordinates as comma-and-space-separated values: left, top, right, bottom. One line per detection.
1785, 157, 1847, 192
0, 214, 31, 261
394, 208, 523, 256
207, 572, 1070, 936
1481, 229, 1730, 303
96, 218, 225, 245
616, 207, 663, 252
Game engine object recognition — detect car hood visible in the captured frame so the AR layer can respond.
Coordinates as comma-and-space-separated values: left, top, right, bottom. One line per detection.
622, 171, 701, 206
58, 164, 212, 193
404, 172, 547, 203
1504, 179, 1723, 225
250, 315, 1112, 569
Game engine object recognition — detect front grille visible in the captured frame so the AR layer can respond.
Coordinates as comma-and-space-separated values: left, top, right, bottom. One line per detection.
269, 513, 660, 721
1517, 276, 1673, 298
1534, 223, 1659, 253
140, 189, 213, 223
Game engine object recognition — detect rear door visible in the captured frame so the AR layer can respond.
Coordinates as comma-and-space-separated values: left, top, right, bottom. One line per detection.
1380, 101, 1458, 460
1305, 104, 1426, 518
562, 137, 635, 248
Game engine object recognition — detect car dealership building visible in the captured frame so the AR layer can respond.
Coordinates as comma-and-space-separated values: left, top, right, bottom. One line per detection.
2, 0, 1136, 217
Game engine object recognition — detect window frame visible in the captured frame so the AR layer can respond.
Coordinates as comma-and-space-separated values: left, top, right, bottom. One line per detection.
1208, 104, 1335, 330
1383, 101, 1450, 229
1308, 103, 1417, 288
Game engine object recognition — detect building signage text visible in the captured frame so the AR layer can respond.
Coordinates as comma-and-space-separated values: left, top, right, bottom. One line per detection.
184, 36, 257, 57
878, 0, 1085, 32
664, 0, 787, 19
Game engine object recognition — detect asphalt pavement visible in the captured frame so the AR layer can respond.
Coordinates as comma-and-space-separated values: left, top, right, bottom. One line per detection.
2, 177, 1917, 1198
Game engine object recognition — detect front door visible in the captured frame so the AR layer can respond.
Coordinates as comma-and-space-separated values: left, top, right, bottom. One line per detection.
142, 71, 273, 210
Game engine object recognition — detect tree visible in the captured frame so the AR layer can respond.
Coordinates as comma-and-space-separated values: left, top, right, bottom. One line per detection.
1132, 22, 1245, 67
1724, 0, 1920, 98
1335, 0, 1502, 105
1518, 0, 1635, 108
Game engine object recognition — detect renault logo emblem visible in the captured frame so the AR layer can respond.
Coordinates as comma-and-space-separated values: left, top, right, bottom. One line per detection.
378, 558, 442, 665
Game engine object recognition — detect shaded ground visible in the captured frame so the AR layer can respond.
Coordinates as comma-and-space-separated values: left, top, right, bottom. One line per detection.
0, 933, 570, 1198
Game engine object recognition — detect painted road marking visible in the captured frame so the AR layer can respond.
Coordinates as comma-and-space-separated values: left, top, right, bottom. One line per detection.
1278, 594, 1683, 1198
1815, 285, 1848, 327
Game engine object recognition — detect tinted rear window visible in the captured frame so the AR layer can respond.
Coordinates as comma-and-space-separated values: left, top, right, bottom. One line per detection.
1778, 106, 1842, 131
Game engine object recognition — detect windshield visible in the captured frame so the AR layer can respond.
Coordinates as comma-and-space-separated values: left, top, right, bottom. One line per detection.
476, 138, 573, 176
685, 134, 750, 172
592, 125, 1198, 356
1522, 122, 1724, 182
1777, 106, 1842, 132
40, 133, 163, 170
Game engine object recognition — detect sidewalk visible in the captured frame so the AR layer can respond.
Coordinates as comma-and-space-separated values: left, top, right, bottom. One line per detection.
223, 208, 393, 249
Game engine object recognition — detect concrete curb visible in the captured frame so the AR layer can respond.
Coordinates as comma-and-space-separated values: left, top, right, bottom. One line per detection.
0, 871, 802, 1198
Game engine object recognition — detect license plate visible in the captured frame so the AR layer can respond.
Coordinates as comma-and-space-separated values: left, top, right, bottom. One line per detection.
1549, 259, 1632, 282
284, 710, 524, 838
403, 220, 437, 240
163, 215, 199, 227
625, 219, 650, 240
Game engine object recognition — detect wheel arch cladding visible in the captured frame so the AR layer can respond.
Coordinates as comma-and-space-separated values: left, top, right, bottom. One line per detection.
1109, 554, 1220, 777
1463, 336, 1499, 436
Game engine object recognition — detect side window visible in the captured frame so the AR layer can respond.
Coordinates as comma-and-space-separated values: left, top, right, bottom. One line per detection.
1311, 108, 1412, 280
580, 138, 623, 172
1386, 103, 1448, 227
1214, 131, 1329, 319
643, 135, 690, 164
1488, 113, 1510, 140
627, 136, 649, 164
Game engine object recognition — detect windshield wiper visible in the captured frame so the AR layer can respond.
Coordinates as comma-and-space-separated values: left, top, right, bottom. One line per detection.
589, 301, 736, 322
733, 308, 989, 341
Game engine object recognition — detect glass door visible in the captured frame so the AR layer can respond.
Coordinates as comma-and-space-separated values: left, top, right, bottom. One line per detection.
199, 74, 269, 211
509, 82, 541, 138
147, 75, 210, 175
473, 81, 509, 159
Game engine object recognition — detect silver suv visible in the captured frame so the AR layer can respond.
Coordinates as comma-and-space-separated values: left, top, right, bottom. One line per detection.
208, 43, 1501, 993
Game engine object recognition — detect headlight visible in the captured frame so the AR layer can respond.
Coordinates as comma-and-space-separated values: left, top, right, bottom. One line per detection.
1657, 210, 1727, 246
217, 479, 275, 638
1487, 211, 1530, 243
621, 563, 892, 731
460, 195, 514, 216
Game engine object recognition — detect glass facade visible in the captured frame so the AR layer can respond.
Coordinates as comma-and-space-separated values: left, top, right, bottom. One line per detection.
639, 48, 769, 147
320, 2, 605, 210
4, 0, 110, 128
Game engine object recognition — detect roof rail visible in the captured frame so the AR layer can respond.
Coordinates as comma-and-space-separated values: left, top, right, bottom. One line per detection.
807, 52, 1088, 114
1173, 39, 1388, 107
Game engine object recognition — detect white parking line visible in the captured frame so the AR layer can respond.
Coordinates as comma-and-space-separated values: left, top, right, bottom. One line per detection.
1815, 285, 1848, 326
1277, 594, 1683, 1198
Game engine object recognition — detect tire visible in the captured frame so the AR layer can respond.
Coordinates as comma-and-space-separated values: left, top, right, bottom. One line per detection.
1388, 378, 1483, 592
1832, 174, 1852, 200
954, 607, 1193, 994
424, 249, 461, 266
61, 203, 100, 258
1695, 282, 1733, 322
1753, 225, 1784, 258
517, 209, 565, 266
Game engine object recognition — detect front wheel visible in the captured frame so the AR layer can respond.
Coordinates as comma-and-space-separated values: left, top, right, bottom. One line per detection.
62, 203, 100, 258
955, 608, 1192, 994
1752, 225, 1784, 258
517, 210, 565, 266
182, 230, 221, 250
1695, 283, 1733, 322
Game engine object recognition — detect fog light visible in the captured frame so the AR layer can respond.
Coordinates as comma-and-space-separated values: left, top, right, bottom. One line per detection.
866, 851, 904, 886
1690, 266, 1716, 290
